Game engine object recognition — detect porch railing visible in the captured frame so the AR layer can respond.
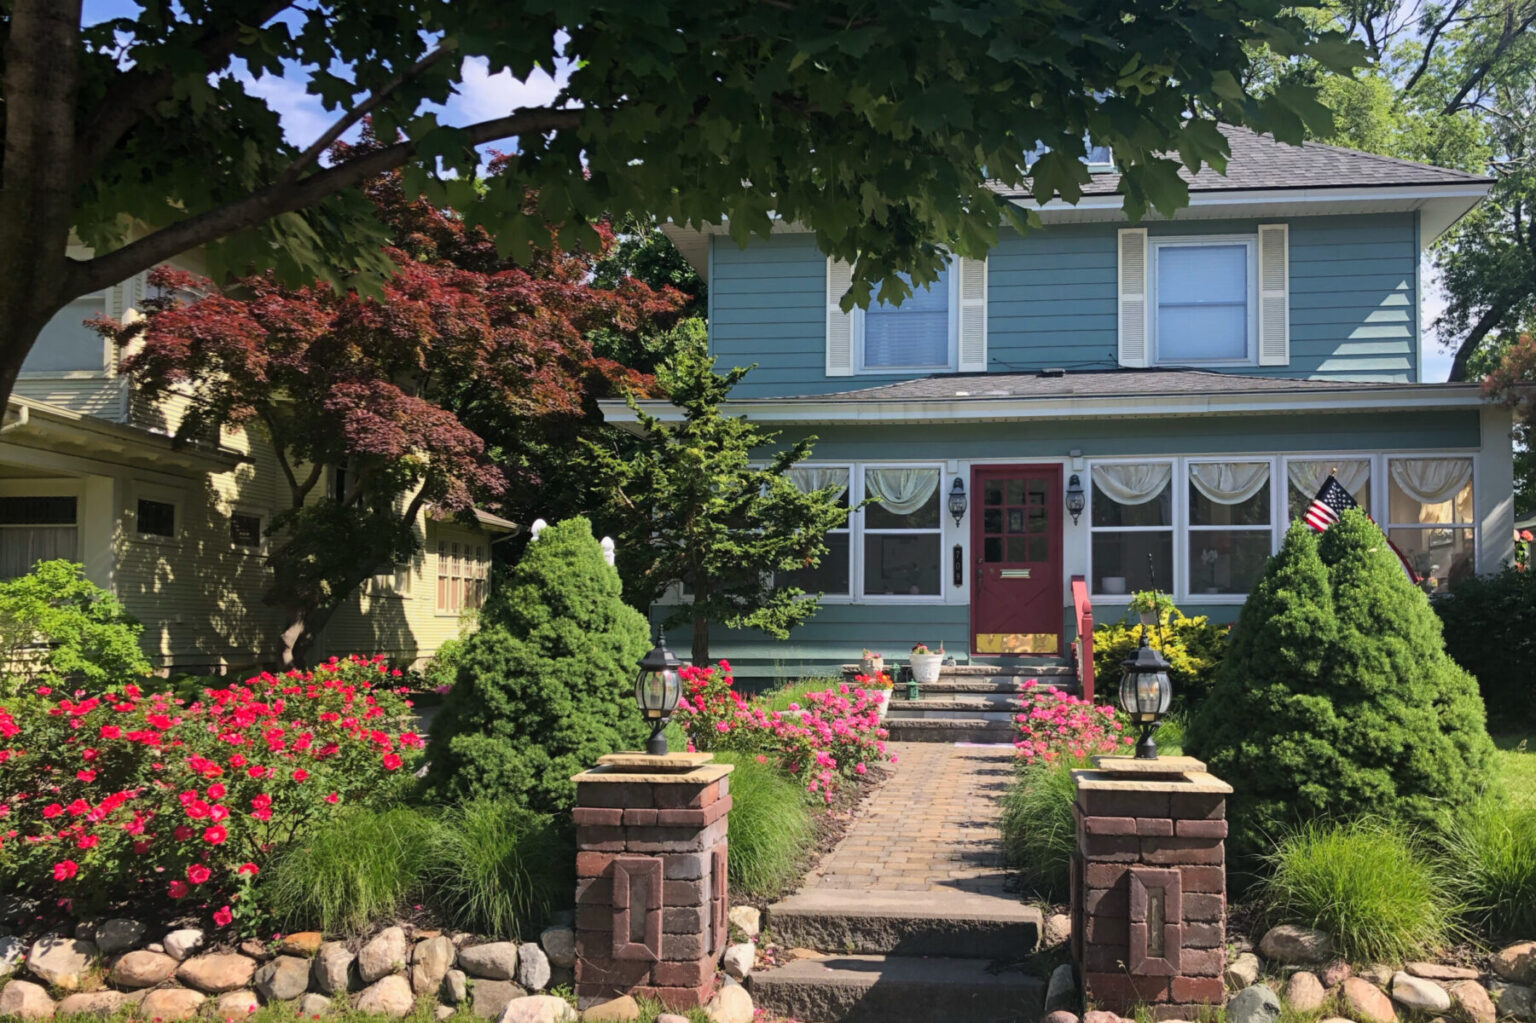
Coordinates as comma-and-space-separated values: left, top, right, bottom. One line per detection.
1071, 575, 1095, 702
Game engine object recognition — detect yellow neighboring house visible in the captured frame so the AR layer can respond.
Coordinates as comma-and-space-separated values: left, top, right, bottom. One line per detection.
2, 268, 514, 675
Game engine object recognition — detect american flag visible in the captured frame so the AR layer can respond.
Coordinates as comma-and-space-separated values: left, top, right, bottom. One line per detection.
1305, 475, 1420, 582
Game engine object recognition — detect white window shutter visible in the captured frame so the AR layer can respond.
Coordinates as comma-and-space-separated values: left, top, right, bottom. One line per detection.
1257, 223, 1290, 366
826, 257, 855, 376
956, 256, 988, 372
1117, 228, 1150, 368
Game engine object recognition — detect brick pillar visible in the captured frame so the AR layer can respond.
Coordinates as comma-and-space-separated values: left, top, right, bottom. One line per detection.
572, 752, 733, 1012
1070, 755, 1232, 1020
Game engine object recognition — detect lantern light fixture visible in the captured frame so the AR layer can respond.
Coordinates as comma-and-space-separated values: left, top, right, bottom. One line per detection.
1065, 473, 1086, 525
948, 478, 968, 526
1118, 633, 1173, 759
634, 638, 684, 756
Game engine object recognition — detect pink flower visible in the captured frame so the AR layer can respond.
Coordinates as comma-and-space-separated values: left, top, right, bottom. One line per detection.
52, 860, 79, 881
382, 753, 402, 771
187, 863, 211, 884
324, 792, 339, 804
168, 880, 188, 898
203, 825, 228, 845
212, 906, 234, 927
291, 769, 308, 782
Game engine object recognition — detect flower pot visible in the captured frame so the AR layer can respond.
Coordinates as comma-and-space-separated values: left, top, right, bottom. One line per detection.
1138, 610, 1159, 628
860, 655, 884, 677
874, 690, 889, 723
909, 652, 944, 684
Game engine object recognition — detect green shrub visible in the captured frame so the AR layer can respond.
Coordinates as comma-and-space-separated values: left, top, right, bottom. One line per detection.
1186, 514, 1498, 857
1259, 819, 1459, 962
1093, 603, 1228, 711
713, 750, 815, 897
1435, 566, 1536, 728
0, 559, 150, 694
1000, 755, 1086, 899
1441, 796, 1536, 940
265, 806, 439, 934
424, 517, 651, 811
423, 800, 571, 938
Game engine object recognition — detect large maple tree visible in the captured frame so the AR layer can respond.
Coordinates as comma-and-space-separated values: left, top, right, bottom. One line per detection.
2, 0, 1357, 414
102, 169, 685, 667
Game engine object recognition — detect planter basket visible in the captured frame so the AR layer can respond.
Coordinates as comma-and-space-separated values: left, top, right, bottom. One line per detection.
909, 652, 944, 684
860, 655, 885, 677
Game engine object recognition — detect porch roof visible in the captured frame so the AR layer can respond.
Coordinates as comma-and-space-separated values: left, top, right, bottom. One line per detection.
601, 369, 1490, 428
1, 395, 244, 476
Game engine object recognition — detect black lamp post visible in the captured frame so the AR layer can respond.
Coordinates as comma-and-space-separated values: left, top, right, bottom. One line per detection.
1118, 633, 1173, 759
634, 639, 684, 756
1065, 473, 1086, 525
948, 478, 968, 526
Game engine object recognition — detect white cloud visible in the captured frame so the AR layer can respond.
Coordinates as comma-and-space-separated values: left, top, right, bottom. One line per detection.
435, 55, 569, 126
235, 61, 343, 151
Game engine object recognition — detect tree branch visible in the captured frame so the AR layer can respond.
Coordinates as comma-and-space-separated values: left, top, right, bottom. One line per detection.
72, 0, 296, 187
1449, 294, 1518, 380
73, 106, 585, 294
277, 41, 457, 186
1401, 0, 1471, 96
1442, 5, 1536, 114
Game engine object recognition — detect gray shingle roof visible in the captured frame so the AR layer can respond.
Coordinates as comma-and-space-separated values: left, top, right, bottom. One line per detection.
992, 124, 1491, 198
778, 368, 1475, 402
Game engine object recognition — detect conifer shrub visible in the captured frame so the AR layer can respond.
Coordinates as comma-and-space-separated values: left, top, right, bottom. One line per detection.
424, 517, 651, 812
1186, 512, 1498, 857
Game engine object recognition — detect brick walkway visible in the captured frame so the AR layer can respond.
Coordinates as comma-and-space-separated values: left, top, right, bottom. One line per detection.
800, 741, 1017, 895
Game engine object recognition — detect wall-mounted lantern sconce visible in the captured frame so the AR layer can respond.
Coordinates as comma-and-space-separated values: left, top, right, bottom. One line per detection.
948, 478, 968, 526
1066, 473, 1086, 525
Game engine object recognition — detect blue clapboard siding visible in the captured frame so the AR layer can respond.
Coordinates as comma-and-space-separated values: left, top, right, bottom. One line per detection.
709, 213, 1420, 398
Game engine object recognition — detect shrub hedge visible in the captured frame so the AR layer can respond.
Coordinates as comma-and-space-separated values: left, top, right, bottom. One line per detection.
1435, 566, 1536, 728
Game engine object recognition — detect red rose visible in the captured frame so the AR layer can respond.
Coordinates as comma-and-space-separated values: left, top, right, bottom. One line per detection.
213, 905, 233, 927
324, 792, 339, 804
291, 769, 308, 782
76, 835, 98, 849
174, 825, 194, 841
168, 880, 188, 898
203, 825, 227, 845
42, 804, 63, 819
206, 783, 226, 799
236, 862, 259, 876
382, 753, 402, 771
187, 863, 211, 884
52, 860, 78, 881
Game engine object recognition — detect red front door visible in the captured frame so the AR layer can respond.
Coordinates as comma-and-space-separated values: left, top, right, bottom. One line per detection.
971, 465, 1063, 656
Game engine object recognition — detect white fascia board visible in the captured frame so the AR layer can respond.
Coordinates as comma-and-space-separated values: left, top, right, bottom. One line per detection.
599, 385, 1488, 429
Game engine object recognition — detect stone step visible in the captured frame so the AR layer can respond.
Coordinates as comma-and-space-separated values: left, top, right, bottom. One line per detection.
883, 717, 1018, 743
766, 890, 1041, 959
749, 954, 1046, 1023
916, 677, 1074, 695
940, 663, 1073, 676
888, 694, 1023, 712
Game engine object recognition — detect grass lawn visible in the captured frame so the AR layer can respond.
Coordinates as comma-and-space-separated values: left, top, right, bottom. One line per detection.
1494, 732, 1535, 809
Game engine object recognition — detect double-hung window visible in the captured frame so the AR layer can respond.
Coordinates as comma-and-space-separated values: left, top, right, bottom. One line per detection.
860, 466, 944, 597
1285, 459, 1372, 522
1386, 457, 1475, 593
780, 466, 852, 598
857, 267, 956, 372
1088, 463, 1174, 595
1187, 461, 1272, 595
1152, 237, 1257, 364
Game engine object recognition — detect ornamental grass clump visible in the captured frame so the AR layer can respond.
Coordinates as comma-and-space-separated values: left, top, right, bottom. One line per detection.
1186, 513, 1498, 857
1012, 680, 1131, 765
1441, 796, 1536, 941
1259, 818, 1460, 963
711, 750, 814, 897
1000, 754, 1087, 899
423, 799, 571, 939
673, 661, 892, 802
0, 654, 424, 920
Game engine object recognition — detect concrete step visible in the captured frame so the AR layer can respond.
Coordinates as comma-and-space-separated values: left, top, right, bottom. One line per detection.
749, 954, 1046, 1023
888, 694, 1023, 712
883, 717, 1018, 743
766, 890, 1041, 959
915, 677, 1073, 696
940, 663, 1073, 677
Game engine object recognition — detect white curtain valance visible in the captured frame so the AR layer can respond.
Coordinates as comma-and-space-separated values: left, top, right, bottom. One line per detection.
1391, 458, 1473, 505
1091, 464, 1173, 506
785, 466, 850, 500
1189, 461, 1270, 506
865, 468, 940, 515
1288, 459, 1370, 503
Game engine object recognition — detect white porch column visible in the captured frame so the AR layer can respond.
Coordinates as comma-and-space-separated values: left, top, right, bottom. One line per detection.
1477, 402, 1516, 573
79, 474, 117, 590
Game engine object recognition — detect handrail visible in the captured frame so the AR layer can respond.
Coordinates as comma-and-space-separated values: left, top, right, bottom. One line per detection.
1071, 575, 1095, 703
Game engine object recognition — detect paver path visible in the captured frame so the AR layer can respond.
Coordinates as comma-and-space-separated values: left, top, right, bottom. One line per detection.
801, 741, 1016, 895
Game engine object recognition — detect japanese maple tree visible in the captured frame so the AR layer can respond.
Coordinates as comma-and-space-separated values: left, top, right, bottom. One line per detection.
101, 178, 684, 667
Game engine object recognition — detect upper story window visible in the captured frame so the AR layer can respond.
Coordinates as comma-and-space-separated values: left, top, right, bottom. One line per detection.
1152, 237, 1257, 365
26, 291, 110, 374
136, 498, 177, 539
857, 267, 956, 372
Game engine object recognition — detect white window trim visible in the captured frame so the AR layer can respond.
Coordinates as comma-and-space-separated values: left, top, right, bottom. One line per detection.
129, 481, 183, 546
1150, 233, 1259, 368
1183, 456, 1278, 603
1382, 454, 1478, 588
434, 537, 488, 616
853, 269, 960, 375
1085, 457, 1179, 604
856, 461, 948, 603
778, 462, 855, 604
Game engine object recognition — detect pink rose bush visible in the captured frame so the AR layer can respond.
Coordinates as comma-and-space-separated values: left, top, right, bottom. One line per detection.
1012, 679, 1133, 765
0, 654, 423, 918
673, 661, 892, 802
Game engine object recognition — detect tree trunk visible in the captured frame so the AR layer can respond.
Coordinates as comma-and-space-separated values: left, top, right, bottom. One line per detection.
691, 614, 710, 666
277, 599, 348, 671
0, 0, 84, 412
1448, 295, 1516, 381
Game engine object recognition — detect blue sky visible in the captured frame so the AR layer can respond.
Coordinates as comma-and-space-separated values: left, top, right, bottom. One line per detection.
79, 2, 1458, 380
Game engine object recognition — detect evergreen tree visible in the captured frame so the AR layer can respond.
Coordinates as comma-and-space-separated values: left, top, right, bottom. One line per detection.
1187, 511, 1498, 856
424, 517, 651, 812
583, 353, 852, 664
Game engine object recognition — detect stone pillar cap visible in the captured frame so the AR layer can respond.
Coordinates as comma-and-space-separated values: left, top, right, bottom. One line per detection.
1092, 754, 1208, 775
570, 752, 733, 785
